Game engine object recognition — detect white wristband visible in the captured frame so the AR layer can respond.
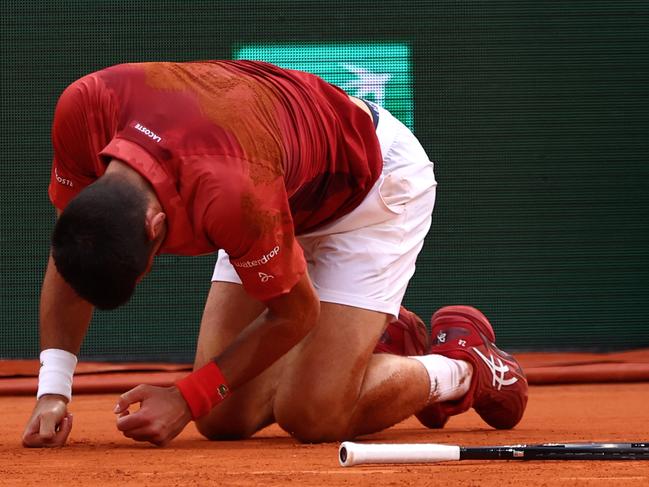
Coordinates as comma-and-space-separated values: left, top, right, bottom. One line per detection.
37, 349, 78, 402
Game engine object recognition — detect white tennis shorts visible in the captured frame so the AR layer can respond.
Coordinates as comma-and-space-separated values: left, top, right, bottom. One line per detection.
212, 104, 437, 319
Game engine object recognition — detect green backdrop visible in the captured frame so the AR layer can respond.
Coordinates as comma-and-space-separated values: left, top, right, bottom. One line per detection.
1, 1, 647, 360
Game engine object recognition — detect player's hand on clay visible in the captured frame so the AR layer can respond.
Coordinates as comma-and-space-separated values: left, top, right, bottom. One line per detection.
22, 395, 73, 448
114, 384, 192, 446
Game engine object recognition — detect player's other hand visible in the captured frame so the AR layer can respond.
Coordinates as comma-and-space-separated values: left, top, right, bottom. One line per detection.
22, 395, 73, 448
114, 384, 192, 447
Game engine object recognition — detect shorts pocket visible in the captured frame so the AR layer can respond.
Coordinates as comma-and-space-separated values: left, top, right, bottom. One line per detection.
379, 162, 435, 213
377, 172, 408, 215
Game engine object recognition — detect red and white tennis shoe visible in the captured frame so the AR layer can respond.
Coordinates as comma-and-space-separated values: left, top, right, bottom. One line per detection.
416, 305, 528, 430
373, 306, 430, 356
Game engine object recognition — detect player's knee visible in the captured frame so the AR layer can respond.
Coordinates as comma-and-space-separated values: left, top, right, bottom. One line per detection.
195, 415, 256, 441
274, 394, 349, 443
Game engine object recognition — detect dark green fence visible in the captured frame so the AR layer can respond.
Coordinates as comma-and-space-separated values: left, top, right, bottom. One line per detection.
1, 1, 647, 360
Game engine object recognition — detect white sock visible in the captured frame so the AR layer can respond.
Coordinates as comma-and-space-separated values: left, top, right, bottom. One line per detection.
410, 354, 473, 404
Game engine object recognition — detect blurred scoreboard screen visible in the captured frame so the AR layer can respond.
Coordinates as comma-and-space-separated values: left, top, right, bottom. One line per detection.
234, 43, 413, 129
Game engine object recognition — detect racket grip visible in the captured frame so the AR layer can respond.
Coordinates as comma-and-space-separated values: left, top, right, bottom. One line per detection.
339, 442, 461, 467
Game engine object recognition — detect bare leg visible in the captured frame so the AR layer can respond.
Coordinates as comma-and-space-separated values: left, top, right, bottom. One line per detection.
194, 283, 431, 442
274, 303, 430, 442
193, 281, 275, 439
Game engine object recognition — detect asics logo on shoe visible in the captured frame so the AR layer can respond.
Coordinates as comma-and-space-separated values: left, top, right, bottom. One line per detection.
436, 331, 447, 343
473, 347, 519, 390
258, 272, 274, 283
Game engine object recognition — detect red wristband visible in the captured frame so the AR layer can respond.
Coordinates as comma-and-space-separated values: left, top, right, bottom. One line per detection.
175, 361, 231, 419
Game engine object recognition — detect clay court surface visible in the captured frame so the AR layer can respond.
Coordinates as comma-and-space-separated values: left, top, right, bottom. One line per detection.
1, 383, 648, 486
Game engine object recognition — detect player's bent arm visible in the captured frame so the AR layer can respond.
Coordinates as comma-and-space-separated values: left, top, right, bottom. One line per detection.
113, 273, 319, 446
22, 210, 94, 448
174, 272, 320, 420
217, 271, 320, 389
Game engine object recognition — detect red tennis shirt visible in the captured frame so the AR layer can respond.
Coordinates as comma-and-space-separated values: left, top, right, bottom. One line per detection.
48, 61, 382, 301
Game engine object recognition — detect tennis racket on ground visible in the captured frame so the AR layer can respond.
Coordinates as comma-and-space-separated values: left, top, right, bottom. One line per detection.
339, 441, 649, 467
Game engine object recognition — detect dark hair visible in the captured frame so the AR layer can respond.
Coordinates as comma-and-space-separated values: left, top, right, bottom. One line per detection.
52, 176, 152, 310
